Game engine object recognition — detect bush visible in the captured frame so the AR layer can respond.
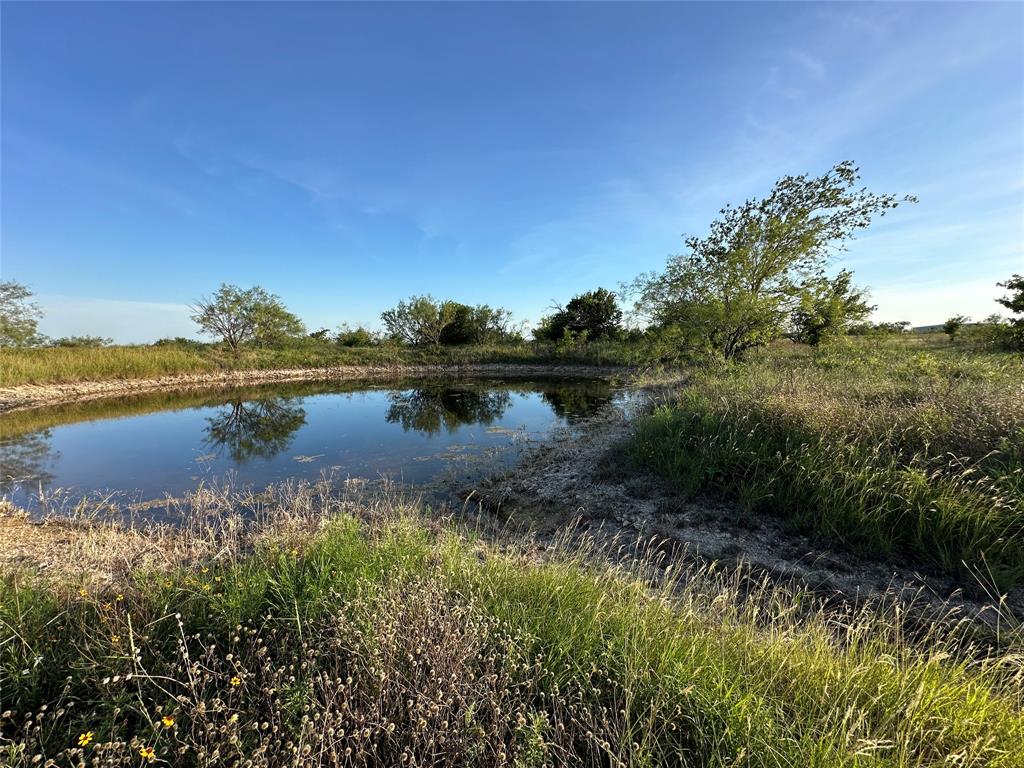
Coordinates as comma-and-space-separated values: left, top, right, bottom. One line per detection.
49, 335, 114, 348
335, 324, 379, 347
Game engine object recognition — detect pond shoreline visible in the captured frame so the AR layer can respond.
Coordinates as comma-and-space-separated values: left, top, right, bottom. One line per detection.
0, 363, 630, 413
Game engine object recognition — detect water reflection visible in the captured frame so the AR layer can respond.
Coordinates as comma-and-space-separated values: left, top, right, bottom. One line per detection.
0, 378, 619, 506
202, 397, 308, 462
385, 385, 513, 435
0, 429, 58, 494
538, 380, 616, 422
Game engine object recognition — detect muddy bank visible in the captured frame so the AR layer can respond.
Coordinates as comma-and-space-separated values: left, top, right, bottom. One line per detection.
0, 363, 628, 413
468, 403, 1024, 622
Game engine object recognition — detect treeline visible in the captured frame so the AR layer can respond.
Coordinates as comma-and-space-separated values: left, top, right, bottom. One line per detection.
3, 161, 1022, 358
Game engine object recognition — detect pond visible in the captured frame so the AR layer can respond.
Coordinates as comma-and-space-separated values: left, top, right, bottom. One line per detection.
0, 377, 621, 511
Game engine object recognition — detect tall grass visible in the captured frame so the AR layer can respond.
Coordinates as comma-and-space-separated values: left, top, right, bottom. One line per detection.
1, 481, 1020, 766
625, 339, 1024, 588
0, 342, 643, 388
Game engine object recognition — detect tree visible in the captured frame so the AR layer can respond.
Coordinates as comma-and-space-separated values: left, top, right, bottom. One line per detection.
942, 315, 970, 341
50, 335, 113, 348
995, 274, 1024, 350
630, 161, 915, 359
439, 303, 517, 345
534, 288, 623, 342
789, 269, 874, 346
996, 274, 1024, 320
0, 280, 44, 347
335, 324, 378, 347
381, 295, 458, 346
190, 284, 304, 355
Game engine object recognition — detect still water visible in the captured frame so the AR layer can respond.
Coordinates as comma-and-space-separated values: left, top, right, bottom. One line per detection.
0, 378, 618, 509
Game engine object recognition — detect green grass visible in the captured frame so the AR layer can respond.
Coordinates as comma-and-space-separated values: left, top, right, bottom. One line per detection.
0, 341, 645, 388
625, 338, 1024, 588
1, 500, 1020, 767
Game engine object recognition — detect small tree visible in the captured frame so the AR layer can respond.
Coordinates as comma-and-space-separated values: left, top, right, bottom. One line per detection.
942, 315, 970, 341
995, 274, 1024, 350
50, 335, 113, 348
381, 295, 457, 346
534, 288, 623, 342
0, 280, 44, 347
789, 269, 874, 346
630, 162, 914, 359
335, 324, 378, 347
191, 284, 304, 356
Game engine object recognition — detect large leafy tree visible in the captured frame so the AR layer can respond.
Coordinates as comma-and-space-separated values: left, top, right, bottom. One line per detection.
439, 303, 517, 345
631, 162, 914, 359
789, 269, 874, 346
191, 284, 304, 355
0, 280, 44, 347
534, 288, 623, 342
381, 295, 461, 346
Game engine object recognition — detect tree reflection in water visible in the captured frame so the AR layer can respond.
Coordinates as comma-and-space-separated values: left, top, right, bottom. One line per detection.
0, 429, 57, 494
386, 385, 513, 436
202, 397, 307, 462
538, 381, 615, 422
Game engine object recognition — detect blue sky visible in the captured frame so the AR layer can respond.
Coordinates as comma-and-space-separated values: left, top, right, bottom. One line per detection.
2, 2, 1021, 342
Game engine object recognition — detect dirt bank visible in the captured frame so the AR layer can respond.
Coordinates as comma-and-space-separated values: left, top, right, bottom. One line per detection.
469, 403, 1024, 622
0, 363, 628, 413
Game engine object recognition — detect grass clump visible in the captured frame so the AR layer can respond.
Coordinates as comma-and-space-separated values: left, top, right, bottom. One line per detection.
625, 338, 1024, 588
1, 483, 1021, 766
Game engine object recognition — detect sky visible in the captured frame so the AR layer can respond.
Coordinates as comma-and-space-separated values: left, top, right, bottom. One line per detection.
2, 1, 1022, 343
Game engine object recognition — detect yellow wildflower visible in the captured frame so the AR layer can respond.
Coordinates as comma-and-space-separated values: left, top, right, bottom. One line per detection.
230, 676, 241, 687
202, 584, 212, 592
161, 715, 175, 728
116, 593, 124, 601
78, 588, 88, 598
139, 745, 156, 762
77, 731, 94, 747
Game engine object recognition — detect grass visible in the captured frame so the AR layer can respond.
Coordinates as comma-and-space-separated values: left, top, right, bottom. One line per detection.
0, 341, 645, 388
625, 337, 1024, 588
1, 481, 1021, 767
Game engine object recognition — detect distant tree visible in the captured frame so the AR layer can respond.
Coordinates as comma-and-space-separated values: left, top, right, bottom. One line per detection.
190, 284, 304, 355
534, 288, 623, 342
307, 328, 333, 342
630, 161, 915, 359
50, 335, 113, 348
0, 280, 44, 347
439, 303, 517, 345
335, 324, 379, 347
789, 269, 874, 346
381, 295, 458, 346
942, 315, 970, 341
873, 321, 911, 335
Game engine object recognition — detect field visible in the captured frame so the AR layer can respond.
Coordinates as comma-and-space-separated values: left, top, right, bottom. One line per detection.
1, 482, 1021, 767
626, 337, 1024, 588
0, 341, 644, 389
